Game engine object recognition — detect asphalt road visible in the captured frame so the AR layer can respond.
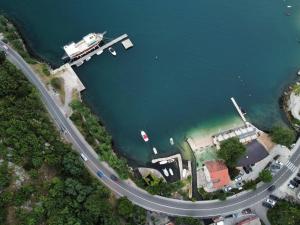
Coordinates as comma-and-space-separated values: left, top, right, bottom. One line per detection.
1, 41, 300, 218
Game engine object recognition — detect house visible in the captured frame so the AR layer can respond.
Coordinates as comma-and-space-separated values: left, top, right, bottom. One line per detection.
236, 216, 261, 225
204, 160, 231, 190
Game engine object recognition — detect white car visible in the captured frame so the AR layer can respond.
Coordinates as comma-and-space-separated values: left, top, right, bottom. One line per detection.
275, 160, 283, 166
288, 183, 295, 189
234, 175, 242, 182
265, 198, 276, 206
80, 153, 88, 161
224, 186, 232, 192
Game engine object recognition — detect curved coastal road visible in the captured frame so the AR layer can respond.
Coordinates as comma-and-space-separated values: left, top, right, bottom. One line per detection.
1, 41, 300, 217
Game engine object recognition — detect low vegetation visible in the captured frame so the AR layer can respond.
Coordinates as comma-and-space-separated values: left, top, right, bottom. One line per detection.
70, 100, 130, 179
50, 77, 63, 91
198, 187, 234, 201
217, 138, 246, 167
267, 200, 300, 225
0, 59, 148, 224
174, 217, 203, 225
270, 126, 296, 147
0, 15, 35, 64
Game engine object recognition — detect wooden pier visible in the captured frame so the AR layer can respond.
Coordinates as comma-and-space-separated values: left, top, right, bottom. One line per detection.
70, 34, 129, 67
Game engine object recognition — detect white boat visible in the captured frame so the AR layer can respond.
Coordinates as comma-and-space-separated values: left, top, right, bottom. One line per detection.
63, 33, 104, 60
96, 50, 103, 55
152, 147, 158, 154
287, 5, 292, 8
169, 168, 174, 176
141, 130, 149, 142
159, 160, 168, 165
76, 61, 84, 67
85, 56, 91, 61
170, 137, 174, 145
163, 168, 169, 177
108, 47, 117, 56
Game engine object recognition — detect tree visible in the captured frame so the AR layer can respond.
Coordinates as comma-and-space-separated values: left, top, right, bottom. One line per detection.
268, 200, 300, 225
117, 197, 134, 220
0, 51, 5, 65
243, 180, 257, 190
258, 169, 272, 183
217, 138, 246, 167
270, 126, 295, 147
175, 217, 203, 225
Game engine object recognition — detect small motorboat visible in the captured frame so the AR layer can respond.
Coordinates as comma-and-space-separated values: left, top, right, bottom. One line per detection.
108, 47, 117, 56
152, 147, 158, 155
159, 160, 168, 165
141, 130, 149, 142
85, 56, 91, 61
170, 137, 174, 145
163, 168, 169, 177
169, 168, 174, 176
96, 50, 103, 55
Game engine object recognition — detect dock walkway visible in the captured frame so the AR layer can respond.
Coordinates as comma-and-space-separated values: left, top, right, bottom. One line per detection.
70, 34, 129, 67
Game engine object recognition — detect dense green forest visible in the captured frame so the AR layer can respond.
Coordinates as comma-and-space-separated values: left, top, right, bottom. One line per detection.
0, 57, 147, 224
267, 200, 300, 225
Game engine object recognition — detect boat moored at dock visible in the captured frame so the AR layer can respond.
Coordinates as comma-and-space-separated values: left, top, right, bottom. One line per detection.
63, 32, 105, 61
108, 47, 117, 56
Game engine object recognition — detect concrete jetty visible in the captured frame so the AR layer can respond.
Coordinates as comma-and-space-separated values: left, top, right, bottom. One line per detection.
70, 34, 130, 67
152, 154, 184, 180
231, 97, 247, 123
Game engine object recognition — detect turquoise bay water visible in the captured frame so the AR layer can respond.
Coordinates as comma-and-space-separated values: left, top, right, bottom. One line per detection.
1, 0, 300, 164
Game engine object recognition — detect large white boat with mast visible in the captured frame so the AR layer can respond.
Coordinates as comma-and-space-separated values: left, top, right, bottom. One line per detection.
62, 32, 106, 61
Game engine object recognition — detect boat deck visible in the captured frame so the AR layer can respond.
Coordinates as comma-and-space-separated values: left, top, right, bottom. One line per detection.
69, 34, 130, 67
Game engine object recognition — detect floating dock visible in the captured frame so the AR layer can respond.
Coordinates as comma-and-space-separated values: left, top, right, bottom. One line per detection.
69, 34, 132, 67
122, 39, 134, 49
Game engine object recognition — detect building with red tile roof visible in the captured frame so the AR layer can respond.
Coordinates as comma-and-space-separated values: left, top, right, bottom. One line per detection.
204, 160, 231, 190
236, 216, 261, 225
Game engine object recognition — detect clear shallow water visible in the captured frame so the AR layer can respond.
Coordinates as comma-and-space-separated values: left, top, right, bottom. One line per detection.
1, 0, 300, 164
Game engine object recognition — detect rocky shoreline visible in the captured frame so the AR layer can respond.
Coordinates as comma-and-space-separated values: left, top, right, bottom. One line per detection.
280, 71, 300, 132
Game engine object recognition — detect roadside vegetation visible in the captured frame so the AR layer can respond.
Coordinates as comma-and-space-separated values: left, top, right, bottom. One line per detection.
270, 126, 296, 147
70, 100, 130, 179
0, 59, 147, 224
174, 217, 203, 225
258, 169, 272, 183
0, 15, 35, 64
267, 200, 300, 225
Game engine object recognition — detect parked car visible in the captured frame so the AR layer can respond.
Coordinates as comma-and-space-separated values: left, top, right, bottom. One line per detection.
268, 185, 275, 192
270, 164, 281, 170
110, 174, 118, 182
269, 194, 280, 201
243, 166, 252, 174
241, 208, 252, 214
288, 183, 296, 190
234, 175, 242, 182
293, 177, 300, 184
297, 172, 300, 177
224, 186, 232, 192
273, 155, 280, 160
262, 202, 272, 208
275, 160, 283, 166
290, 180, 299, 188
265, 198, 276, 207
